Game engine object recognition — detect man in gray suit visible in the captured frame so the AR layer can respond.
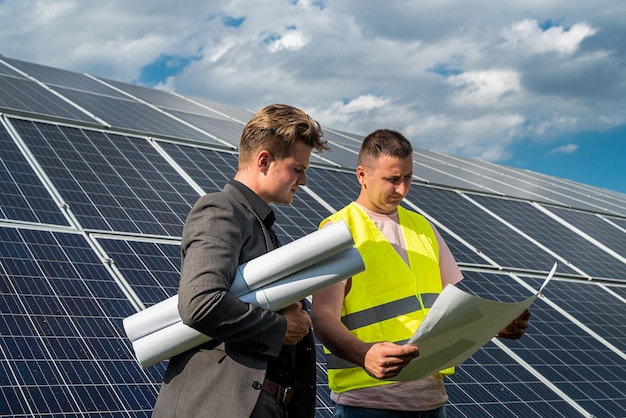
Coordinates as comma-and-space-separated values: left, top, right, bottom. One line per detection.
152, 104, 329, 418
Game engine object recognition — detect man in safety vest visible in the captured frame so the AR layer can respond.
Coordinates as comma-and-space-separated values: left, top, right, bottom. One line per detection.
311, 129, 530, 417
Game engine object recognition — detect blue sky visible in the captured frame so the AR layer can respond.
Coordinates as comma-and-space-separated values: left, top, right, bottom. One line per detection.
1, 0, 624, 194
509, 126, 626, 193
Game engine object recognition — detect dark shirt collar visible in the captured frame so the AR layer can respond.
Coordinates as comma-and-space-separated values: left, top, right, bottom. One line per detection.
228, 179, 276, 229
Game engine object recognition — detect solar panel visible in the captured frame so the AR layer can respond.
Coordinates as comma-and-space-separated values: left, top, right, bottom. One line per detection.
9, 118, 199, 236
405, 186, 579, 275
609, 217, 626, 231
1, 56, 131, 99
0, 226, 160, 417
53, 87, 231, 146
414, 148, 600, 211
0, 75, 98, 124
160, 109, 243, 147
0, 122, 69, 226
186, 96, 256, 123
304, 168, 359, 211
95, 237, 181, 307
100, 78, 227, 117
0, 59, 24, 77
541, 205, 626, 261
470, 194, 626, 281
157, 141, 238, 192
314, 131, 360, 168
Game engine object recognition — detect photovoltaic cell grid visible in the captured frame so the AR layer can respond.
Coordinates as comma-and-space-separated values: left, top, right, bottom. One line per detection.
0, 76, 98, 124
53, 87, 230, 146
160, 109, 243, 147
9, 118, 199, 237
271, 192, 333, 243
1, 56, 131, 99
445, 347, 583, 418
0, 227, 159, 417
470, 194, 626, 281
452, 271, 626, 417
314, 131, 360, 168
609, 217, 626, 232
542, 205, 626, 261
157, 141, 238, 194
415, 148, 584, 212
0, 123, 69, 226
406, 186, 579, 275
0, 60, 23, 77
101, 78, 225, 117
608, 284, 626, 302
95, 238, 181, 308
190, 96, 256, 123
305, 168, 358, 211
520, 168, 626, 218
535, 278, 626, 353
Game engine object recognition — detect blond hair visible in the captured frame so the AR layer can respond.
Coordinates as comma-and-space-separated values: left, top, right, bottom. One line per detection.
238, 104, 328, 169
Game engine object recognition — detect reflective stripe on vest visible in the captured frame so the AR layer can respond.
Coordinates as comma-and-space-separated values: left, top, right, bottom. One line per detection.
340, 293, 439, 332
321, 203, 454, 393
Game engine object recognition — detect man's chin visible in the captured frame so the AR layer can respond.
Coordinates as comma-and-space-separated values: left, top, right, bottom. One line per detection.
277, 196, 294, 205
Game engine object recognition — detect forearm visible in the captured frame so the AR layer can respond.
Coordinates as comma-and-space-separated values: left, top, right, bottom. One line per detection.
312, 310, 371, 367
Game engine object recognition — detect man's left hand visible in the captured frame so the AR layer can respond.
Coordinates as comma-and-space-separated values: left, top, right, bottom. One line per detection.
497, 308, 531, 340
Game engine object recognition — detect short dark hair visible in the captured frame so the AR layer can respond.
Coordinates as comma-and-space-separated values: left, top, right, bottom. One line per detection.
238, 104, 328, 168
358, 129, 413, 170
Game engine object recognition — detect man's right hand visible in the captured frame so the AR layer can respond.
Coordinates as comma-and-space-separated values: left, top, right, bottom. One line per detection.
363, 342, 419, 379
281, 302, 312, 345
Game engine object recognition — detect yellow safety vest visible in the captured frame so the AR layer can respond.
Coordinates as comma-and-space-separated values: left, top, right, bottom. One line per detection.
321, 202, 454, 393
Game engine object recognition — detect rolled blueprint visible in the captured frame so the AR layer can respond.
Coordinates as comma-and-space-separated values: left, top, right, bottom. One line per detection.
124, 295, 180, 342
123, 220, 354, 342
132, 246, 364, 368
229, 220, 354, 295
237, 248, 362, 311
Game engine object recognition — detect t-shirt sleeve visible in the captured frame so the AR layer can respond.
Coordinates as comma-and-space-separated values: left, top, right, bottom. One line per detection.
430, 222, 463, 286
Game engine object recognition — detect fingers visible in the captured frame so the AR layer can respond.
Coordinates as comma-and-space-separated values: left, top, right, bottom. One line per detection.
497, 309, 531, 340
282, 305, 311, 345
364, 342, 419, 379
519, 308, 531, 321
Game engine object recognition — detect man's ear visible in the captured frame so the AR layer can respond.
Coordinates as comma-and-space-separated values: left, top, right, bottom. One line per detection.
356, 165, 367, 185
257, 150, 272, 171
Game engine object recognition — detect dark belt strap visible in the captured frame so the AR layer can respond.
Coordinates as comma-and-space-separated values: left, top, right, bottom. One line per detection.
261, 379, 294, 405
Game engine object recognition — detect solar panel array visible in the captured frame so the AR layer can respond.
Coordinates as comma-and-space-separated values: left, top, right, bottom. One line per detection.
0, 55, 624, 418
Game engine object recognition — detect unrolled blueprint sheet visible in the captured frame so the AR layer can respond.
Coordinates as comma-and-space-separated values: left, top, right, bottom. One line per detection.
391, 263, 556, 382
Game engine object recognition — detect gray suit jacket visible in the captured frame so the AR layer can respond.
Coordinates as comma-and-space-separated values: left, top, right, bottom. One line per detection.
153, 183, 316, 417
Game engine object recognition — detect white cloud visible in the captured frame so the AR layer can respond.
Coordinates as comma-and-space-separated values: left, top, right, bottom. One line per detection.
547, 143, 579, 155
267, 30, 309, 53
503, 19, 597, 55
447, 70, 522, 107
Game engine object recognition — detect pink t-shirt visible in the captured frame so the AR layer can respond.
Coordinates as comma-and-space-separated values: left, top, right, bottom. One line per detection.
329, 203, 463, 411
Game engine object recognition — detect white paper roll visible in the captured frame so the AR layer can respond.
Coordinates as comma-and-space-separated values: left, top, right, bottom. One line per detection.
230, 220, 354, 295
123, 294, 179, 342
123, 220, 354, 342
132, 321, 212, 369
131, 246, 364, 368
239, 248, 364, 311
